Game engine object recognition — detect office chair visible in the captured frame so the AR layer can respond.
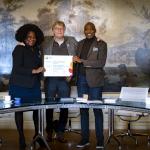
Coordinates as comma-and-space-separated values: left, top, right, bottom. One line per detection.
66, 86, 80, 134
116, 87, 150, 145
116, 110, 150, 144
54, 86, 80, 134
65, 109, 80, 134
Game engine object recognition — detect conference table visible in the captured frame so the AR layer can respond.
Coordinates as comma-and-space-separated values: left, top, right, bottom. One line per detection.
0, 98, 150, 150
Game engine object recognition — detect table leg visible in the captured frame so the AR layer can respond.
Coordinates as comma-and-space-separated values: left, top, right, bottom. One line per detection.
29, 109, 51, 150
105, 109, 121, 149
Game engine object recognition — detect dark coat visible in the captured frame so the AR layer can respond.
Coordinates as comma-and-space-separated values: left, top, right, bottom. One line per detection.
9, 45, 42, 88
77, 37, 107, 87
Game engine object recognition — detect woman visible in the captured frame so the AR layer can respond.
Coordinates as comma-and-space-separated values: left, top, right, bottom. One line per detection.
9, 24, 44, 150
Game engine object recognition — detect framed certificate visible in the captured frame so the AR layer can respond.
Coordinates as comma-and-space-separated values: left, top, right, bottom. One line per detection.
44, 55, 73, 77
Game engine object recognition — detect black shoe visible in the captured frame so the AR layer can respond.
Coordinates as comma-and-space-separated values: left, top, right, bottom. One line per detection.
76, 139, 90, 148
19, 143, 26, 150
19, 138, 26, 150
46, 132, 53, 142
37, 138, 46, 148
96, 145, 104, 149
56, 132, 67, 143
96, 141, 104, 149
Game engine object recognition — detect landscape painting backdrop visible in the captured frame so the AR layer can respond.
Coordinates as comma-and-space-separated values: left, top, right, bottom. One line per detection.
0, 0, 150, 91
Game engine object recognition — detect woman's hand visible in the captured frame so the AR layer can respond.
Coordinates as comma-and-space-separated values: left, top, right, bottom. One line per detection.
32, 67, 45, 74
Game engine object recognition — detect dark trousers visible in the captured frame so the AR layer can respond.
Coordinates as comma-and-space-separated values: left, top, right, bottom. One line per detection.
15, 110, 38, 145
77, 74, 104, 144
45, 77, 70, 133
9, 84, 41, 146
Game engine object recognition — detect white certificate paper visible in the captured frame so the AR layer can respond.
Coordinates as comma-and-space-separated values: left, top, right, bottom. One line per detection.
44, 55, 73, 77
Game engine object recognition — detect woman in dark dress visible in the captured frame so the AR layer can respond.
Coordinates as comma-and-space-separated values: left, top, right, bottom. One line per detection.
9, 24, 44, 150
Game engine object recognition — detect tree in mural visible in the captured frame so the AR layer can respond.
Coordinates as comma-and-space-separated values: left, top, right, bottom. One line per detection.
135, 29, 150, 75
124, 0, 150, 23
2, 0, 25, 11
124, 1, 150, 75
36, 0, 60, 35
0, 0, 25, 74
0, 0, 25, 91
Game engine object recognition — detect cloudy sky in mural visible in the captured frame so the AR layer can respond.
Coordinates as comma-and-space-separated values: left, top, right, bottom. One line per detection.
2, 0, 148, 46
11, 0, 48, 21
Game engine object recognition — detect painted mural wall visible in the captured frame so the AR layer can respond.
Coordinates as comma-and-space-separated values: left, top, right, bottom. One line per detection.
0, 0, 150, 91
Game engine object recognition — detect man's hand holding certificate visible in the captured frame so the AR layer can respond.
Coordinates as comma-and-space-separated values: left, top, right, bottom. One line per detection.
44, 55, 73, 77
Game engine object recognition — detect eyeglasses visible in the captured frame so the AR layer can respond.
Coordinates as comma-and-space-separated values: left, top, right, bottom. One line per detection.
54, 27, 64, 31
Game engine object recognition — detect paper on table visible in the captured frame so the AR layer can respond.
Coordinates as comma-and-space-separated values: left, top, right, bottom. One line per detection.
76, 98, 103, 104
76, 97, 88, 103
86, 100, 103, 104
104, 99, 117, 103
60, 98, 74, 102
